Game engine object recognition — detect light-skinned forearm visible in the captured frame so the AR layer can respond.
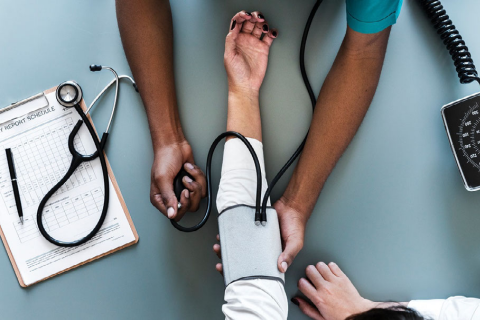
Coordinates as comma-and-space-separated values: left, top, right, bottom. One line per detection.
227, 89, 262, 142
116, 0, 184, 149
281, 27, 391, 221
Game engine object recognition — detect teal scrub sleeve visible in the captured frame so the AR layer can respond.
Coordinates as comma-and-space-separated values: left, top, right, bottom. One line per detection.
346, 0, 403, 34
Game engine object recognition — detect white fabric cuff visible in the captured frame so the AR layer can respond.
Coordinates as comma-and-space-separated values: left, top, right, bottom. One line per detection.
408, 299, 444, 319
217, 138, 270, 213
223, 279, 288, 320
221, 137, 267, 175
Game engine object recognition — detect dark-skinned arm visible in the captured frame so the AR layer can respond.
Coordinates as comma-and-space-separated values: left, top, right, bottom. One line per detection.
275, 26, 392, 272
116, 0, 206, 221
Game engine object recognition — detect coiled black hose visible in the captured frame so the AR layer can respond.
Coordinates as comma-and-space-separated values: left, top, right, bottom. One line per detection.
417, 0, 480, 85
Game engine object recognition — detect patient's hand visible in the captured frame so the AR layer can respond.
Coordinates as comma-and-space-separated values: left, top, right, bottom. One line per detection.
292, 262, 376, 320
224, 11, 277, 94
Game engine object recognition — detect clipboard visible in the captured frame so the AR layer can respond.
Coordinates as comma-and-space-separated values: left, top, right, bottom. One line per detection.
0, 86, 139, 287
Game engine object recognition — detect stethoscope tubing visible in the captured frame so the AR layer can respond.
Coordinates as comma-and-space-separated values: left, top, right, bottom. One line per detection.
171, 131, 263, 232
36, 68, 137, 246
37, 104, 110, 247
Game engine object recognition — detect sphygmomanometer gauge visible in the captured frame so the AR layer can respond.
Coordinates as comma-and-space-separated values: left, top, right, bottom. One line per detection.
442, 92, 480, 191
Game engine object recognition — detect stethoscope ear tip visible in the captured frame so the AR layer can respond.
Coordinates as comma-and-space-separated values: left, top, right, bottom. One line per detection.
89, 65, 102, 72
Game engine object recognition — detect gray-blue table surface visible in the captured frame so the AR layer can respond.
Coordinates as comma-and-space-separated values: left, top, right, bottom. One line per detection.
0, 1, 479, 319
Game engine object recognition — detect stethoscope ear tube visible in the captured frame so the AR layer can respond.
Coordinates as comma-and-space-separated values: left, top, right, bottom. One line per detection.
171, 131, 263, 232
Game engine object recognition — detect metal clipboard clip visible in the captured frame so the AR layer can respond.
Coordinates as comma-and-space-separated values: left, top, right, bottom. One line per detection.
0, 92, 50, 127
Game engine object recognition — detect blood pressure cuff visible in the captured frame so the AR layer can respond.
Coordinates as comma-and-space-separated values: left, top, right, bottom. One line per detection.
218, 204, 285, 287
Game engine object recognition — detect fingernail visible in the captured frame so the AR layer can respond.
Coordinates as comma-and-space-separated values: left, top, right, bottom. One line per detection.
184, 176, 193, 183
258, 13, 264, 19
231, 19, 236, 30
262, 24, 269, 32
245, 12, 251, 16
167, 207, 175, 219
185, 190, 190, 199
281, 261, 288, 272
272, 30, 277, 37
291, 298, 299, 306
185, 163, 194, 170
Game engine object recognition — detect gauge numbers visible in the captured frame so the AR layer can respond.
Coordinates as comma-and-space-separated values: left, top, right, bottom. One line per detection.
458, 102, 480, 168
442, 92, 480, 191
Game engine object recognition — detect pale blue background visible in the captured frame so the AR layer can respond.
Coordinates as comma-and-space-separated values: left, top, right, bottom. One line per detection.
0, 0, 479, 319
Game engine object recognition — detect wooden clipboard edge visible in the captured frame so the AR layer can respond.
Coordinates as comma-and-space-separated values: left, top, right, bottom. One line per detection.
0, 87, 139, 288
0, 215, 25, 286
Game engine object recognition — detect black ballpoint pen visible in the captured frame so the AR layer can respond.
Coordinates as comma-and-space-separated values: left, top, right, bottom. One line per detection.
5, 148, 23, 224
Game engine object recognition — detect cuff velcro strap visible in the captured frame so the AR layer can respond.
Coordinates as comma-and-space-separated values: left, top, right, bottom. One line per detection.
218, 205, 284, 287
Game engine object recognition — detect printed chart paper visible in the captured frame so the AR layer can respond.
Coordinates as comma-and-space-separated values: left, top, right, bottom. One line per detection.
0, 91, 136, 286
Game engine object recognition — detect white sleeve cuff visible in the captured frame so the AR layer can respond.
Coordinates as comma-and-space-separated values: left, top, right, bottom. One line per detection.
216, 138, 270, 213
409, 296, 480, 319
223, 279, 288, 320
221, 138, 266, 175
407, 299, 445, 319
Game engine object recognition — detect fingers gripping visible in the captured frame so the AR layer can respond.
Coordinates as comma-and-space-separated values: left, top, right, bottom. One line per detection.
263, 29, 278, 47
151, 174, 178, 219
277, 234, 303, 273
176, 189, 190, 222
252, 21, 268, 39
226, 10, 277, 56
183, 163, 206, 197
226, 11, 252, 52
242, 11, 262, 34
214, 235, 223, 275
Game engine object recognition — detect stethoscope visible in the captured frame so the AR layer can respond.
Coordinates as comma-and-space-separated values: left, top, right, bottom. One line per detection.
36, 65, 138, 247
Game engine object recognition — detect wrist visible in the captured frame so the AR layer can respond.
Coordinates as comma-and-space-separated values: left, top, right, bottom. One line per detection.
152, 139, 192, 164
280, 187, 314, 224
276, 195, 310, 226
150, 123, 186, 150
228, 88, 260, 114
142, 96, 185, 150
228, 86, 260, 101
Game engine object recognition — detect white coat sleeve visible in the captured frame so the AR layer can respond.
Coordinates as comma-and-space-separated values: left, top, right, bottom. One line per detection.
217, 138, 287, 320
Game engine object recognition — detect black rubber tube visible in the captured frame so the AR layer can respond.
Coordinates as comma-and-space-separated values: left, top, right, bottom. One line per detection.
36, 105, 110, 247
260, 0, 322, 221
171, 131, 263, 232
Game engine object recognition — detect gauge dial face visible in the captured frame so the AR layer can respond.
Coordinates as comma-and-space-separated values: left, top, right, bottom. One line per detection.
442, 93, 480, 190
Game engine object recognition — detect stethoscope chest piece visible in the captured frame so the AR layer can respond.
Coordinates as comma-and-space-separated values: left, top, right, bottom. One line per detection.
56, 80, 83, 107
